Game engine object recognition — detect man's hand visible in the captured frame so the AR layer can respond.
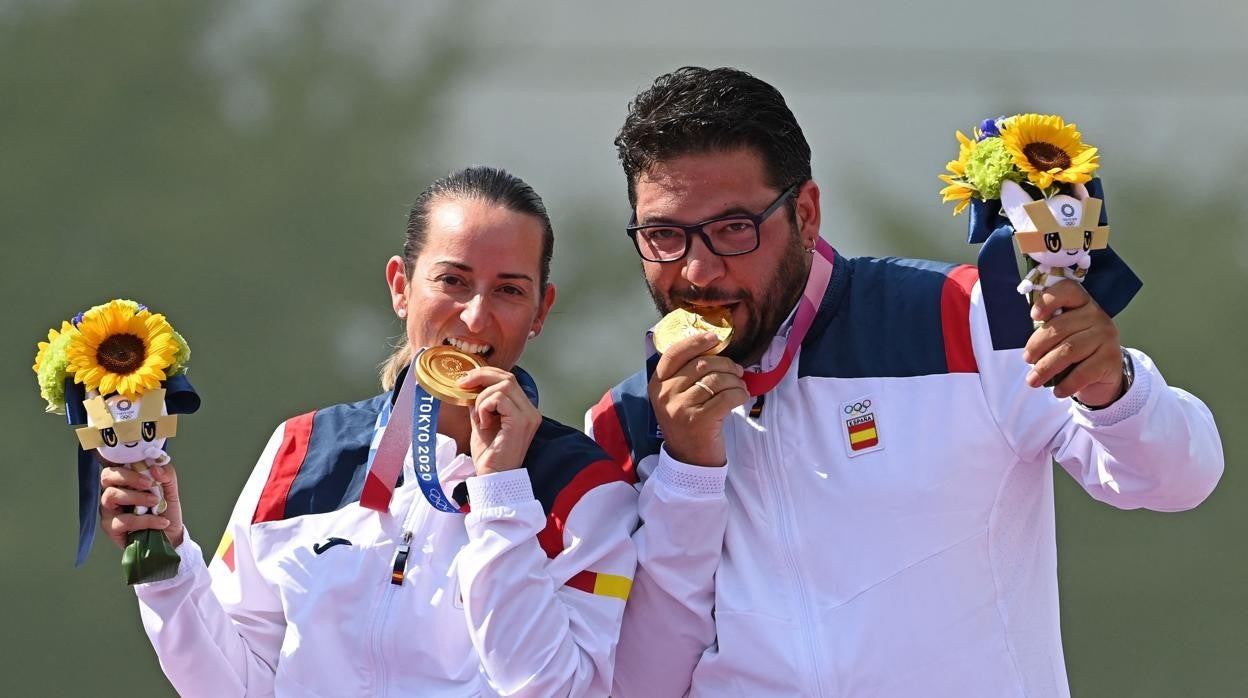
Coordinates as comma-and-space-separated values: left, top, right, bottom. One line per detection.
1023, 280, 1125, 407
100, 461, 184, 549
649, 332, 750, 467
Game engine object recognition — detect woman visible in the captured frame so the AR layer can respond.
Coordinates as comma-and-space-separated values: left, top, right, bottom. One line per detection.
99, 166, 639, 697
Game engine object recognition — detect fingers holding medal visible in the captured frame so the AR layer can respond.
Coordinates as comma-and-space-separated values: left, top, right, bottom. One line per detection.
670, 358, 740, 405
465, 369, 542, 476
412, 345, 538, 475
649, 308, 749, 467
652, 307, 746, 404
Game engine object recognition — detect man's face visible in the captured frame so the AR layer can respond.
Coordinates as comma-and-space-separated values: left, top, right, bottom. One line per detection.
632, 148, 819, 365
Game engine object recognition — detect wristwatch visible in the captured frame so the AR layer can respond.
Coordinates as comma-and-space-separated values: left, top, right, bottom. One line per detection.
1073, 348, 1135, 410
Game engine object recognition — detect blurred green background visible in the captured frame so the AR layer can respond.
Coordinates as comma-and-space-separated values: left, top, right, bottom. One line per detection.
3, 1, 1244, 695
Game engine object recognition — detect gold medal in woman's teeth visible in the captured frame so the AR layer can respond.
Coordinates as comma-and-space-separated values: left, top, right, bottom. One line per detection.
415, 346, 483, 405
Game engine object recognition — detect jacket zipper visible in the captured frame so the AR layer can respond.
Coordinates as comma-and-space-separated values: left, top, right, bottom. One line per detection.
369, 494, 428, 696
391, 531, 413, 585
757, 400, 827, 696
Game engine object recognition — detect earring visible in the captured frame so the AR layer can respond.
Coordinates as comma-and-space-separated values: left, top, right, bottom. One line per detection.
527, 330, 537, 339
397, 309, 407, 319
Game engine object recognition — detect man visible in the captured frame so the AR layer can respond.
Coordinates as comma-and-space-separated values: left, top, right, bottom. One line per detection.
587, 66, 1224, 697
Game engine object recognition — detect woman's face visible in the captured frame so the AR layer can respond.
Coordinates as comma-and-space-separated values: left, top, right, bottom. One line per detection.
387, 198, 555, 372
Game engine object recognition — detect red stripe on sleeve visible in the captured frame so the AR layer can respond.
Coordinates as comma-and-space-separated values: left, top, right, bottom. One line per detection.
252, 411, 316, 524
588, 391, 635, 482
221, 540, 236, 573
565, 570, 597, 594
941, 264, 980, 374
537, 459, 630, 559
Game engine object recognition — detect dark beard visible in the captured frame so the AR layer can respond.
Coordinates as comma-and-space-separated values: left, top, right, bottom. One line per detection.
646, 224, 811, 365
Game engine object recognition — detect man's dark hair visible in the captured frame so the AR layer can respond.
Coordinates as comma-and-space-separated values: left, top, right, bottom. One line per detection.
615, 66, 812, 206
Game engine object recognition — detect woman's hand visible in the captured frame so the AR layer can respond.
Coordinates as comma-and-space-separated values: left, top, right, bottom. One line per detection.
100, 461, 185, 548
460, 367, 542, 476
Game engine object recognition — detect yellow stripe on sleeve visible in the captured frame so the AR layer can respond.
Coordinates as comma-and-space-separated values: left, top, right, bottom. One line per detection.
593, 573, 633, 600
214, 531, 234, 559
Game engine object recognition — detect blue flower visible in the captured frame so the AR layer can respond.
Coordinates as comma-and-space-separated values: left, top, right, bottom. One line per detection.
977, 117, 1002, 140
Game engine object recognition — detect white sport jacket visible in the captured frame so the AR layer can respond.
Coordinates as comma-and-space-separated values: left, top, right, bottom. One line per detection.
589, 253, 1223, 698
136, 379, 638, 697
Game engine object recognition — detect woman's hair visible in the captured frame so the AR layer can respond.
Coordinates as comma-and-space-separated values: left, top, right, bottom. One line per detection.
379, 166, 554, 389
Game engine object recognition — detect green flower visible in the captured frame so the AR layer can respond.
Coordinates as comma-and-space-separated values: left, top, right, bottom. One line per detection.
964, 137, 1020, 200
37, 330, 75, 414
170, 330, 192, 375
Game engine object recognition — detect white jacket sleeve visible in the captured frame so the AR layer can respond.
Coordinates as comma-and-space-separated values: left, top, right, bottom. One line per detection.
457, 464, 638, 697
609, 448, 729, 698
133, 425, 289, 697
970, 282, 1224, 510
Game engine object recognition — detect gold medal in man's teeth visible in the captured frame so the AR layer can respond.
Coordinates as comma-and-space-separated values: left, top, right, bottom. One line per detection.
652, 307, 733, 355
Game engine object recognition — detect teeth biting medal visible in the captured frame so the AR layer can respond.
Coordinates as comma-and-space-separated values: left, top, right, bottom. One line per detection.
652, 307, 734, 355
414, 345, 483, 406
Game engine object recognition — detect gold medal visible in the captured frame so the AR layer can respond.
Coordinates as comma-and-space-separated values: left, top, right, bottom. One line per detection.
414, 346, 483, 406
652, 307, 733, 355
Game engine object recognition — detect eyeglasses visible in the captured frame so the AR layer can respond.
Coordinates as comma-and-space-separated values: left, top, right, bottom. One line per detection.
626, 183, 801, 263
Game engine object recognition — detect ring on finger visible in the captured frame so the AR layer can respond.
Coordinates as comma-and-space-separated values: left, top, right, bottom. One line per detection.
692, 379, 716, 398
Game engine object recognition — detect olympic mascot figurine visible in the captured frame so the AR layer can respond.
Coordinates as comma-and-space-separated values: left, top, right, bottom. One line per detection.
1000, 179, 1110, 301
938, 114, 1141, 357
33, 299, 200, 584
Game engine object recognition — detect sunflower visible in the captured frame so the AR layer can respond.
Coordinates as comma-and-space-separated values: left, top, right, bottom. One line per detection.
999, 114, 1099, 190
938, 130, 977, 215
65, 299, 179, 399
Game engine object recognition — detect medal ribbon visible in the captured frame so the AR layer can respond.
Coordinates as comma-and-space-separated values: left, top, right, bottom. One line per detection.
360, 352, 541, 514
409, 379, 461, 513
360, 362, 416, 512
359, 354, 459, 513
739, 237, 835, 396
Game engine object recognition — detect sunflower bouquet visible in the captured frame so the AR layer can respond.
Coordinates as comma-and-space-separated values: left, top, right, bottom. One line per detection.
943, 114, 1108, 300
939, 113, 1100, 215
938, 113, 1141, 360
34, 299, 199, 584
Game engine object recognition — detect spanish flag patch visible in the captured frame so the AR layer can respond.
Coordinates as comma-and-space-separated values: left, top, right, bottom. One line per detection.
566, 570, 632, 600
841, 396, 883, 457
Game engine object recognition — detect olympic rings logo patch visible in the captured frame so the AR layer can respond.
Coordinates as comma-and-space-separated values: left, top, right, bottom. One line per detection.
840, 395, 882, 456
843, 400, 872, 415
